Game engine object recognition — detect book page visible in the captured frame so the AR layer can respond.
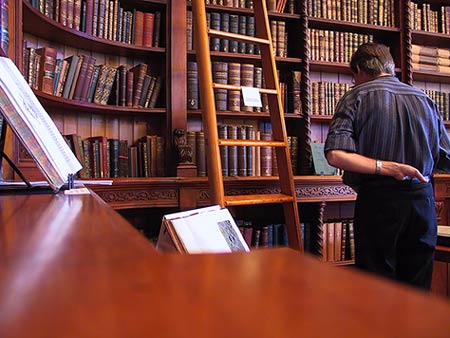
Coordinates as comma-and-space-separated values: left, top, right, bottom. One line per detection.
0, 57, 82, 190
168, 207, 249, 253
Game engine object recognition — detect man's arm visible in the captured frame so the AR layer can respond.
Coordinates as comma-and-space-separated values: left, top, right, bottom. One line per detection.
326, 150, 428, 182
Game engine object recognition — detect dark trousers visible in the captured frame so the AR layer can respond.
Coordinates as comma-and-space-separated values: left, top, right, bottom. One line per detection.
354, 179, 437, 290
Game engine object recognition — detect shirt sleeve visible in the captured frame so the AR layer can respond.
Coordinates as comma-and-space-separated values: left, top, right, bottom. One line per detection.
324, 97, 357, 155
436, 116, 450, 172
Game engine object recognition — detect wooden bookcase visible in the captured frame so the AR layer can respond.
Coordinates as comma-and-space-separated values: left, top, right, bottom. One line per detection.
3, 1, 450, 257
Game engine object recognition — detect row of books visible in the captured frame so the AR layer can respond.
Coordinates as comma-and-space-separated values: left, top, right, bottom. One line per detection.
204, 0, 296, 14
312, 219, 355, 263
64, 134, 165, 179
410, 2, 450, 34
23, 45, 162, 107
0, 0, 7, 56
236, 220, 289, 249
310, 29, 374, 63
219, 125, 298, 177
28, 0, 162, 47
423, 89, 450, 122
311, 81, 350, 116
411, 44, 450, 75
185, 128, 299, 177
307, 0, 396, 27
188, 61, 301, 114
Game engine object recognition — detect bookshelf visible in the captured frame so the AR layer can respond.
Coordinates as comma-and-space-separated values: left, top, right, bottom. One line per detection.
3, 0, 448, 255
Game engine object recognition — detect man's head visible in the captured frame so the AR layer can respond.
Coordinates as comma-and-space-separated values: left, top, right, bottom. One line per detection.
350, 43, 395, 84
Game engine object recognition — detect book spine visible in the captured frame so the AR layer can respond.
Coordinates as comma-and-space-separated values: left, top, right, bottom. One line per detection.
237, 125, 247, 176
143, 12, 155, 47
240, 63, 254, 112
227, 125, 238, 176
187, 61, 199, 109
260, 132, 272, 176
196, 131, 206, 177
212, 62, 228, 111
227, 62, 241, 111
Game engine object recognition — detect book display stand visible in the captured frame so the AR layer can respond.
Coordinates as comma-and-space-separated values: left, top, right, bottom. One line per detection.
0, 56, 81, 192
156, 205, 249, 253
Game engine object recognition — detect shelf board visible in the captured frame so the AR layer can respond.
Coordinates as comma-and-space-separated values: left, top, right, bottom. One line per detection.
187, 2, 301, 20
308, 17, 401, 34
23, 2, 166, 57
35, 91, 166, 115
412, 30, 450, 49
310, 115, 333, 122
188, 50, 301, 65
413, 70, 450, 84
188, 109, 303, 119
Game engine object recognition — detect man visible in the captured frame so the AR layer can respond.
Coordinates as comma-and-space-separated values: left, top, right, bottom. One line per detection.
324, 42, 450, 290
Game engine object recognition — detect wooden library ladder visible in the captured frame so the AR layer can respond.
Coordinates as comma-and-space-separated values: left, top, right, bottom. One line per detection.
191, 0, 303, 251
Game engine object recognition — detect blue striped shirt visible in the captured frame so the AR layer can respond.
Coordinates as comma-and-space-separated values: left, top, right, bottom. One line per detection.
324, 75, 450, 189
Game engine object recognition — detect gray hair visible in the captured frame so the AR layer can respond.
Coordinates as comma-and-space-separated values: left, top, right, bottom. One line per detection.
350, 42, 395, 76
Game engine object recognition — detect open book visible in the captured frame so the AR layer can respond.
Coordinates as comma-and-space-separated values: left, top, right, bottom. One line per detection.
0, 57, 82, 191
156, 205, 250, 254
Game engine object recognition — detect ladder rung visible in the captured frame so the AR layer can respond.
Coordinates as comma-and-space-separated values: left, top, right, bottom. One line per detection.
219, 139, 286, 147
224, 194, 295, 207
209, 28, 270, 46
212, 83, 277, 95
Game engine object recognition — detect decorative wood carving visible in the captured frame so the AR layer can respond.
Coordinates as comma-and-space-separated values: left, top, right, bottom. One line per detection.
97, 189, 178, 204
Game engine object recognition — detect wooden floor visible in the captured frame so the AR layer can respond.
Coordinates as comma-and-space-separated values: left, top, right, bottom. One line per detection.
0, 190, 449, 337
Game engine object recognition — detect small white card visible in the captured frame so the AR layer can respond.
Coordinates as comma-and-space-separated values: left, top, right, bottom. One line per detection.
64, 187, 91, 195
241, 86, 262, 108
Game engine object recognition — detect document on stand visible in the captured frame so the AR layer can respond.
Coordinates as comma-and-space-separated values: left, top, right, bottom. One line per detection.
0, 57, 82, 191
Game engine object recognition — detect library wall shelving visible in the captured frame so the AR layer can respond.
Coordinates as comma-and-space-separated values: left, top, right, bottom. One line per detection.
2, 1, 449, 259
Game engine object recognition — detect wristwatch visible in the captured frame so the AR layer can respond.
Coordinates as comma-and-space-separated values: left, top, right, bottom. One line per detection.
375, 160, 382, 175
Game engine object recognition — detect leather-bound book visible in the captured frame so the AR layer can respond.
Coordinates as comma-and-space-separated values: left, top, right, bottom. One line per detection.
138, 74, 152, 107
196, 131, 206, 177
187, 61, 199, 109
118, 139, 129, 177
227, 125, 238, 176
219, 12, 229, 52
288, 135, 298, 175
97, 65, 117, 105
35, 47, 58, 95
156, 136, 165, 176
227, 62, 240, 111
186, 131, 197, 165
238, 15, 246, 53
126, 69, 134, 107
148, 75, 162, 108
129, 63, 148, 107
245, 125, 254, 176
218, 125, 228, 176
186, 10, 193, 50
237, 125, 247, 176
62, 54, 81, 99
108, 138, 120, 178
153, 11, 161, 47
253, 66, 262, 112
245, 16, 255, 54
209, 12, 221, 51
229, 14, 239, 53
73, 0, 82, 31
212, 62, 228, 111
260, 132, 272, 176
240, 63, 254, 112
143, 12, 155, 47
132, 9, 144, 46
87, 65, 101, 102
68, 55, 84, 99
73, 55, 96, 101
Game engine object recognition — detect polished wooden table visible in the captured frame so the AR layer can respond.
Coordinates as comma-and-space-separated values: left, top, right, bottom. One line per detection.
0, 191, 450, 337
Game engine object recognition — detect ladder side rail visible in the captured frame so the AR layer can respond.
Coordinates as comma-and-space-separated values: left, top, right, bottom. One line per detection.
191, 0, 225, 207
253, 0, 302, 251
253, 1, 296, 197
